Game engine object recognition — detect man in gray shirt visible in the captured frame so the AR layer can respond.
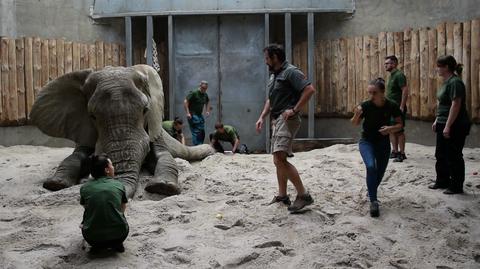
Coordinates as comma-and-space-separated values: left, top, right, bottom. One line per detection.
256, 44, 316, 212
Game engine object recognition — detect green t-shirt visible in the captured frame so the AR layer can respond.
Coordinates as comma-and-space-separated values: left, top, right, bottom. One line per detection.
436, 75, 469, 124
360, 99, 402, 141
386, 69, 407, 106
268, 61, 311, 119
186, 89, 209, 116
213, 125, 239, 143
162, 120, 182, 140
80, 177, 129, 242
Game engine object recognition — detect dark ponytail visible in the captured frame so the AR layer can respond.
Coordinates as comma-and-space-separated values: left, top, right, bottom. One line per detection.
437, 55, 463, 76
369, 77, 386, 92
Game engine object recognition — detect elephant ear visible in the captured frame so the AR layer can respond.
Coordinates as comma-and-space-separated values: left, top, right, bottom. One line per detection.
30, 69, 97, 147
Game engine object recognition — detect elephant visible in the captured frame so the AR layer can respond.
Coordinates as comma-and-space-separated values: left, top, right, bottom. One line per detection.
30, 64, 215, 198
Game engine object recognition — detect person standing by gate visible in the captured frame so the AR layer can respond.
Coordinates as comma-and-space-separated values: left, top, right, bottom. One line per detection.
184, 80, 211, 145
256, 44, 316, 213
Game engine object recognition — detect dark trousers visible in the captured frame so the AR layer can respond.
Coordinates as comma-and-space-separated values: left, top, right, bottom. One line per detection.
359, 138, 391, 202
434, 123, 468, 191
188, 114, 205, 146
82, 230, 128, 250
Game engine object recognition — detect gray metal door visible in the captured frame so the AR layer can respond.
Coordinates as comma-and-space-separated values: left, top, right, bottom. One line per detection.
173, 15, 266, 150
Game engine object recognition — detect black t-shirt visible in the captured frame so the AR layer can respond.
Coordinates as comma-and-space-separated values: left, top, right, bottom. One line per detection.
360, 99, 402, 141
268, 61, 311, 119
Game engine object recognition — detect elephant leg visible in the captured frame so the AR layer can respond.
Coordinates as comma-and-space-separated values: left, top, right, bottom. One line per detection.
144, 149, 180, 196
43, 146, 94, 191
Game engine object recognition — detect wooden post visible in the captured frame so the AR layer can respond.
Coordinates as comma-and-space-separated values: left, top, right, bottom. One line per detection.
362, 36, 371, 103
339, 38, 348, 114
64, 41, 73, 73
463, 21, 471, 118
1, 38, 9, 123
410, 29, 420, 118
96, 41, 104, 69
112, 43, 120, 66
446, 21, 454, 56
403, 29, 412, 115
378, 32, 387, 79
104, 42, 112, 67
331, 39, 339, 113
323, 40, 332, 113
8, 38, 18, 123
16, 38, 26, 123
72, 43, 80, 71
436, 23, 446, 90
453, 22, 463, 63
419, 28, 429, 119
88, 44, 96, 70
471, 19, 480, 120
315, 42, 323, 113
354, 36, 363, 105
48, 39, 57, 81
56, 39, 65, 77
41, 39, 49, 88
394, 32, 404, 70
370, 36, 379, 79
24, 37, 34, 119
387, 32, 395, 56
428, 28, 438, 115
80, 43, 88, 69
119, 44, 126, 66
347, 38, 355, 114
32, 37, 42, 97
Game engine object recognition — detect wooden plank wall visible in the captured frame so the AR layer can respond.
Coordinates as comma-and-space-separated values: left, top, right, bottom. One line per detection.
0, 36, 125, 126
293, 18, 480, 123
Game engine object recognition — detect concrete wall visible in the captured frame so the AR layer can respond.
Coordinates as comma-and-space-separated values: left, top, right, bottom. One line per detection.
315, 0, 480, 40
0, 0, 124, 43
297, 117, 480, 148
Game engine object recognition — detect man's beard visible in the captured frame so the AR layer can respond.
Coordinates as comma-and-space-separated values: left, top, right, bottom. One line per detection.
267, 64, 274, 72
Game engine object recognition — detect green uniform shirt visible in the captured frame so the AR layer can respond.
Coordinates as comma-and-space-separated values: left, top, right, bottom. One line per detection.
80, 177, 128, 242
436, 75, 469, 124
186, 88, 209, 116
360, 99, 402, 141
162, 120, 182, 140
268, 61, 311, 119
386, 69, 407, 106
213, 125, 239, 143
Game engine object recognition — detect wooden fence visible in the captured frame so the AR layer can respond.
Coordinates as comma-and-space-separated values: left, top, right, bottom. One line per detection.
293, 18, 480, 123
0, 37, 125, 126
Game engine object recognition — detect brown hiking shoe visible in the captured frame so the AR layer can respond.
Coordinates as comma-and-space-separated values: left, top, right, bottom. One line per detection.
267, 195, 291, 206
288, 193, 314, 212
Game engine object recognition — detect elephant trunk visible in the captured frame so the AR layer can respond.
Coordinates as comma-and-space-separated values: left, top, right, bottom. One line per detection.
159, 128, 215, 161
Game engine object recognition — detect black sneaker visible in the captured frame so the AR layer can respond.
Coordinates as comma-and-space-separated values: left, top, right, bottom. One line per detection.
393, 153, 406, 162
288, 193, 314, 212
428, 183, 448, 189
113, 243, 125, 253
370, 201, 380, 217
443, 188, 464, 195
267, 195, 291, 206
390, 151, 398, 159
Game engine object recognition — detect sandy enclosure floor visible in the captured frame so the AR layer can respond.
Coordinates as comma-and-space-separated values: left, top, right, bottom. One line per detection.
0, 143, 479, 269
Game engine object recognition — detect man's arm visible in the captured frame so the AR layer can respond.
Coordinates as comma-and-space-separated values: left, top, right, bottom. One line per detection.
121, 203, 127, 213
180, 134, 186, 145
256, 99, 270, 134
232, 138, 240, 153
283, 84, 315, 120
184, 99, 191, 119
400, 85, 408, 112
443, 98, 462, 138
205, 101, 211, 116
351, 105, 363, 126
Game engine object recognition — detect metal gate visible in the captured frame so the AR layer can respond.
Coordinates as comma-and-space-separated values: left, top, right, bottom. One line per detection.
173, 15, 266, 150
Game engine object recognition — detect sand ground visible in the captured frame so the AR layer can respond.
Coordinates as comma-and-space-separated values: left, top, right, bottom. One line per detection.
0, 143, 479, 268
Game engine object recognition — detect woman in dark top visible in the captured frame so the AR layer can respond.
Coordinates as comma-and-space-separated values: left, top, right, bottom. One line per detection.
429, 55, 471, 194
351, 78, 403, 217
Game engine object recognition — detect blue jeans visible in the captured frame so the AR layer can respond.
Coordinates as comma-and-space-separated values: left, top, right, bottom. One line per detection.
359, 138, 391, 202
188, 114, 205, 146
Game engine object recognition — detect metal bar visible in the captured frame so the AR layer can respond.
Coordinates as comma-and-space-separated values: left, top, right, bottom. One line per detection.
307, 12, 315, 138
125, 16, 132, 66
284, 13, 292, 63
146, 16, 153, 66
264, 13, 271, 153
217, 15, 222, 123
168, 15, 174, 119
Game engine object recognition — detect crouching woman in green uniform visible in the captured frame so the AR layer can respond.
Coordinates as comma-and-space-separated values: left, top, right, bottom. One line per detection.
80, 154, 129, 253
429, 55, 471, 194
351, 78, 403, 217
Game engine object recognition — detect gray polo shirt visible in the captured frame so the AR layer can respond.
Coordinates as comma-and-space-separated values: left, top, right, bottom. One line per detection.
268, 61, 311, 119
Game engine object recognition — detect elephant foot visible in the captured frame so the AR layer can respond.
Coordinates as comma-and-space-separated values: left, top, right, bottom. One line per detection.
43, 178, 72, 191
145, 180, 180, 196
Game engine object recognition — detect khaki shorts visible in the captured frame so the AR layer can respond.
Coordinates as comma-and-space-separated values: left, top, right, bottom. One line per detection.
271, 114, 301, 155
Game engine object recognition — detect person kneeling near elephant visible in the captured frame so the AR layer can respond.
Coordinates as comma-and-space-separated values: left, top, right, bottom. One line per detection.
80, 154, 129, 253
209, 123, 241, 154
